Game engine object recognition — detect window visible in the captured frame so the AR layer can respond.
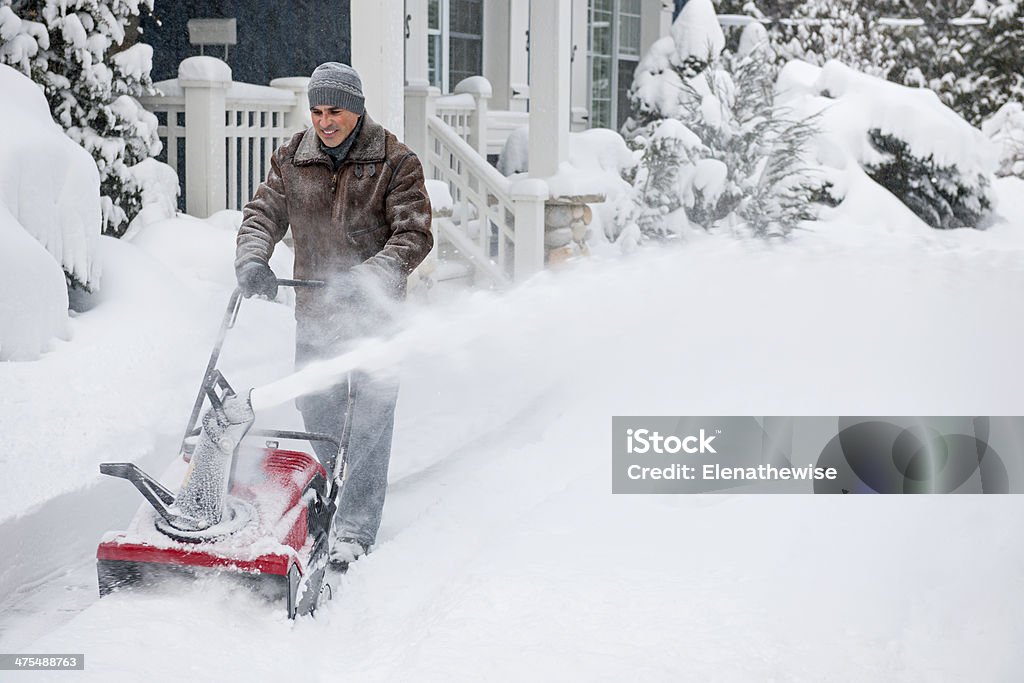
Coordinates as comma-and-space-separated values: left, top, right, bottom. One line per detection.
427, 0, 483, 92
588, 0, 641, 131
428, 0, 443, 89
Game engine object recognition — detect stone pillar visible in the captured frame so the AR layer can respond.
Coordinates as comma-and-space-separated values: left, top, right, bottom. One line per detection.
351, 0, 405, 138
528, 0, 571, 179
544, 195, 601, 265
179, 56, 230, 218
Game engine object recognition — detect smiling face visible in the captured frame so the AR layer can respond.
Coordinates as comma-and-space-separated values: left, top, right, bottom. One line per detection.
310, 106, 360, 147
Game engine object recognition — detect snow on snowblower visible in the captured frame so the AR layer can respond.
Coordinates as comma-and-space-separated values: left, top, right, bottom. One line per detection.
96, 281, 351, 618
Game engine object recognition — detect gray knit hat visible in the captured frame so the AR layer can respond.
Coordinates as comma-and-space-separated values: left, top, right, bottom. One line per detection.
307, 62, 365, 114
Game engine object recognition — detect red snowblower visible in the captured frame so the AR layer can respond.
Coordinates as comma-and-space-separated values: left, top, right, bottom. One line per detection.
96, 280, 350, 618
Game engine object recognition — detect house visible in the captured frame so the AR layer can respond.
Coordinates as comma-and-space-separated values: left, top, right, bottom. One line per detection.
140, 0, 679, 283
143, 1, 675, 137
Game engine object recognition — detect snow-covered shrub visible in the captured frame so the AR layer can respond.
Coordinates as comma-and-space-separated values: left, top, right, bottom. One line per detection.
776, 59, 998, 230
982, 101, 1024, 178
622, 119, 706, 237
0, 64, 102, 291
621, 7, 826, 240
624, 0, 726, 136
0, 0, 160, 239
864, 130, 992, 229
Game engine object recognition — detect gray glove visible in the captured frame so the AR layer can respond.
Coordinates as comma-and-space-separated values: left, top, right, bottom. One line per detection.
237, 261, 278, 299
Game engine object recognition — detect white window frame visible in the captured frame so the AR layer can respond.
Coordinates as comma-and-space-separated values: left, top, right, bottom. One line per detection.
588, 0, 642, 130
428, 0, 451, 92
428, 0, 484, 93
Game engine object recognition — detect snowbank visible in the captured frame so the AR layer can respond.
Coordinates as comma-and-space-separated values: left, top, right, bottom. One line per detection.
128, 212, 294, 291
0, 204, 69, 360
0, 65, 102, 289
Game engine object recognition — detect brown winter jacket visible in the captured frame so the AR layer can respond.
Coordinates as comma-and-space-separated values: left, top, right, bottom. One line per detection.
236, 115, 433, 346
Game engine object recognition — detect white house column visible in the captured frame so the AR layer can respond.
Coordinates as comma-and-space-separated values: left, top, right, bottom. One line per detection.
404, 0, 431, 155
351, 0, 405, 138
528, 0, 571, 178
507, 0, 530, 112
405, 0, 429, 88
483, 0, 511, 110
570, 0, 590, 131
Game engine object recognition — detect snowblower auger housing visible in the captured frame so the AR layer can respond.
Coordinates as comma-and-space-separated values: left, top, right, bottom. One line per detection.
96, 280, 353, 619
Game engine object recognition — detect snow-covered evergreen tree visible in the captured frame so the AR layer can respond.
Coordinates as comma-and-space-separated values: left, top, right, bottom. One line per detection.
982, 101, 1024, 178
772, 0, 897, 78
951, 0, 1024, 125
621, 4, 825, 240
0, 0, 160, 242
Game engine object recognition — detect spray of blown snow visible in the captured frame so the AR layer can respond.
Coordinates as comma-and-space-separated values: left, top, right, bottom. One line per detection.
248, 283, 554, 411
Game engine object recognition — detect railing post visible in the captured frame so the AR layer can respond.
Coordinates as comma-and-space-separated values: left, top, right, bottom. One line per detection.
270, 77, 311, 134
510, 178, 548, 281
404, 83, 439, 160
454, 76, 492, 157
179, 56, 230, 218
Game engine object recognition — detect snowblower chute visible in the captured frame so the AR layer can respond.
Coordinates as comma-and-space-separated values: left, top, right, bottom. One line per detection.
96, 281, 351, 618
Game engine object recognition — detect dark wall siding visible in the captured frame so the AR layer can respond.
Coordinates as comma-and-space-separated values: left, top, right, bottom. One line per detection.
143, 0, 350, 84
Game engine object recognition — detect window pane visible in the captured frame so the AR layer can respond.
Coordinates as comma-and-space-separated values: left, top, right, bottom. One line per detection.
448, 0, 482, 87
428, 0, 440, 30
449, 36, 482, 87
450, 0, 482, 36
592, 99, 611, 129
428, 34, 442, 88
618, 11, 641, 57
616, 57, 638, 129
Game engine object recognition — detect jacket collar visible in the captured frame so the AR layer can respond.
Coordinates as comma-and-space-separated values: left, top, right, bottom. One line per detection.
294, 114, 386, 166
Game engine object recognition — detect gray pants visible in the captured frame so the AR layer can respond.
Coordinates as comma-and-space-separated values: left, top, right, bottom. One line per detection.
295, 344, 399, 547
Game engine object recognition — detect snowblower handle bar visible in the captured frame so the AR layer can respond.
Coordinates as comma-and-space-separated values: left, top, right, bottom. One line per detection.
180, 279, 327, 459
274, 278, 325, 288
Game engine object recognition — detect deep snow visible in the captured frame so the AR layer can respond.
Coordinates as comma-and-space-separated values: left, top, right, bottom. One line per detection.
1, 174, 1023, 680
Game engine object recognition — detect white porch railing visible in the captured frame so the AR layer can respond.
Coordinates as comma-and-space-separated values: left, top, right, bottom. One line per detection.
434, 93, 476, 143
425, 114, 546, 285
138, 57, 309, 217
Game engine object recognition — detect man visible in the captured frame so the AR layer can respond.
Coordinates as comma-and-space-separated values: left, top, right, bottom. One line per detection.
234, 62, 433, 567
